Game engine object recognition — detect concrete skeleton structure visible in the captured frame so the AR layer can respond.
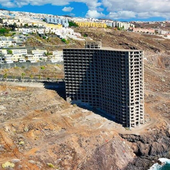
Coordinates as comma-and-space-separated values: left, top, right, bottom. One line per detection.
63, 47, 144, 128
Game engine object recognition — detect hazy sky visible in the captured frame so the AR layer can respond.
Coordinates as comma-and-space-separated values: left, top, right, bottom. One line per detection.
0, 0, 169, 21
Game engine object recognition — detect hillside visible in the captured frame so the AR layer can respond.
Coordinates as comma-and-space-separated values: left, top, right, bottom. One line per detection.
0, 64, 64, 80
0, 28, 170, 169
25, 27, 170, 54
75, 27, 170, 52
25, 34, 84, 51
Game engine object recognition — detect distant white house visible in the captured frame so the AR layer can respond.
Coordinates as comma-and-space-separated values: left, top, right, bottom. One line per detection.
0, 35, 27, 48
32, 49, 47, 55
18, 58, 26, 62
11, 49, 27, 55
156, 29, 169, 35
0, 38, 16, 48
2, 18, 20, 26
165, 34, 170, 39
30, 49, 47, 61
37, 29, 45, 34
113, 21, 134, 30
4, 54, 13, 63
25, 54, 37, 63
0, 49, 7, 55
50, 50, 63, 63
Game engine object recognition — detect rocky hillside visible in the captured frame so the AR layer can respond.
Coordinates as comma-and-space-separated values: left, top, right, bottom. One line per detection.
0, 29, 170, 170
0, 82, 135, 170
0, 56, 169, 170
75, 28, 170, 52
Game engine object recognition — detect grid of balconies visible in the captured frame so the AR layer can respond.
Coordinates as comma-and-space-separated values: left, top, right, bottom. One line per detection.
63, 49, 144, 128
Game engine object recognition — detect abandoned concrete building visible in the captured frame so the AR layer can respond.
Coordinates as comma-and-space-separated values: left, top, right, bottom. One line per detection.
63, 47, 144, 128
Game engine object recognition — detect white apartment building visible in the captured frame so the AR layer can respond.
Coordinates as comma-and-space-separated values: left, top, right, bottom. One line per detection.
0, 40, 16, 48
0, 49, 7, 55
11, 49, 27, 55
32, 49, 47, 61
51, 50, 63, 62
32, 49, 47, 55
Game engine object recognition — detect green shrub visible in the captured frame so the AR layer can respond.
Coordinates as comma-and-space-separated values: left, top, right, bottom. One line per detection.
21, 73, 25, 78
61, 38, 66, 43
7, 49, 12, 54
0, 28, 10, 35
83, 34, 88, 37
69, 21, 78, 27
29, 74, 33, 79
47, 163, 55, 168
40, 66, 45, 69
3, 73, 7, 78
61, 39, 70, 44
38, 75, 41, 79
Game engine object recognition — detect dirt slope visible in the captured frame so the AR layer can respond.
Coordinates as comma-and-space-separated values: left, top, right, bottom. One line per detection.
75, 27, 170, 53
0, 56, 169, 169
0, 83, 136, 170
0, 29, 170, 169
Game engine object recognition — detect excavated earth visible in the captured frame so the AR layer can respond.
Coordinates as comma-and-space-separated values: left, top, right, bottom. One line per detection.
0, 29, 170, 170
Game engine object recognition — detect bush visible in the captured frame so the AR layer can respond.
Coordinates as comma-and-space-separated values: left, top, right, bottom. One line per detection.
7, 49, 12, 54
47, 163, 55, 168
21, 73, 25, 78
0, 28, 9, 35
3, 73, 7, 78
61, 38, 66, 43
38, 75, 41, 79
44, 52, 52, 56
40, 66, 45, 69
73, 104, 77, 107
83, 34, 88, 37
107, 25, 112, 29
61, 38, 70, 44
69, 21, 79, 27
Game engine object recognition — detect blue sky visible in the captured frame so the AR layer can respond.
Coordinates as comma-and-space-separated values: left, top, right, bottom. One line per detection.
0, 0, 169, 21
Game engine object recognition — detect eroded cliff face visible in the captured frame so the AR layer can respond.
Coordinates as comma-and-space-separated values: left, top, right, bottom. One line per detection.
121, 126, 170, 170
81, 136, 135, 170
121, 128, 170, 157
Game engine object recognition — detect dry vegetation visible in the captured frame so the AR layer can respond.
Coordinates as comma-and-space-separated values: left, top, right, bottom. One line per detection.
25, 34, 85, 51
75, 27, 170, 53
0, 64, 64, 80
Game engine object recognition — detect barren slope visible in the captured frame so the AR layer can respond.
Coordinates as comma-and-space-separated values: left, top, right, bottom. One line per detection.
0, 82, 136, 170
0, 56, 169, 170
75, 27, 170, 53
0, 29, 170, 170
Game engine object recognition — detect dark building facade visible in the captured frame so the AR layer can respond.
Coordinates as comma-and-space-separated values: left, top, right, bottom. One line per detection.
63, 48, 144, 128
